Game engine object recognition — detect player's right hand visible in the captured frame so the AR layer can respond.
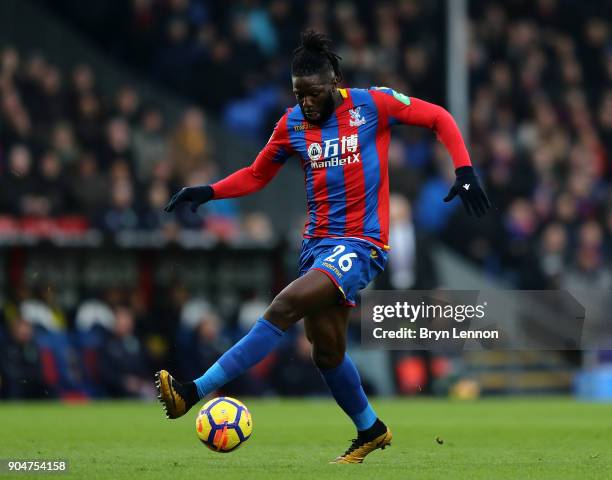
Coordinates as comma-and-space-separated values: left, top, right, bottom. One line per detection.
164, 185, 214, 213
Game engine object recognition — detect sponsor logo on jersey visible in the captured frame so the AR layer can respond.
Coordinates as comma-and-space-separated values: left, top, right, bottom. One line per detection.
310, 155, 360, 169
308, 135, 361, 169
349, 107, 366, 127
294, 122, 315, 132
322, 262, 343, 278
307, 143, 322, 161
370, 249, 378, 259
463, 184, 470, 191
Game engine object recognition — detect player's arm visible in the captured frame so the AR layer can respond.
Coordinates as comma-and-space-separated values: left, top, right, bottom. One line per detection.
164, 114, 293, 212
376, 89, 490, 217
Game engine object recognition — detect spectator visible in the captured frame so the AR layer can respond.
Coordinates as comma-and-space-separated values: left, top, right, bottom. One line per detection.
98, 306, 152, 398
132, 105, 168, 183
68, 63, 96, 110
38, 151, 70, 215
74, 92, 105, 150
98, 178, 139, 233
240, 212, 274, 244
562, 247, 612, 291
37, 65, 67, 130
50, 121, 80, 168
538, 222, 568, 288
0, 144, 40, 216
140, 180, 176, 232
99, 117, 133, 170
0, 318, 48, 399
194, 310, 229, 375
169, 107, 211, 182
0, 87, 32, 146
376, 194, 438, 290
70, 153, 109, 217
113, 85, 140, 126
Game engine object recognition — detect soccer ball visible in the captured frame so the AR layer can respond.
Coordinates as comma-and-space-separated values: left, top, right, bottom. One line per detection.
195, 397, 253, 452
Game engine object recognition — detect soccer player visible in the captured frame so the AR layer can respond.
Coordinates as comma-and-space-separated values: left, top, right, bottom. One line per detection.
156, 30, 490, 464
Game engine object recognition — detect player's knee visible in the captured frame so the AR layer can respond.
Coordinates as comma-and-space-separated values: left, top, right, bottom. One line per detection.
312, 346, 344, 370
264, 292, 304, 330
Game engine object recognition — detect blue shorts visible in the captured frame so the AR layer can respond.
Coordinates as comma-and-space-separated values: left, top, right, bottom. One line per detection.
298, 237, 388, 307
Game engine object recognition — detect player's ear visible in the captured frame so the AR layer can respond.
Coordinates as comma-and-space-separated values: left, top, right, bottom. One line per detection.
333, 67, 343, 86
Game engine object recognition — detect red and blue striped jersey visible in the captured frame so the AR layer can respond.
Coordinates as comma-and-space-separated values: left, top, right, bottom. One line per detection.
212, 87, 472, 249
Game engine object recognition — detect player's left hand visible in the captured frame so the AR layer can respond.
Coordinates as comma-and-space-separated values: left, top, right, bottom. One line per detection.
444, 166, 491, 217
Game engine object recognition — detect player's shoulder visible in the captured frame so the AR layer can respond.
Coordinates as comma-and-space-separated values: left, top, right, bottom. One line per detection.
344, 86, 411, 107
366, 86, 394, 98
340, 87, 387, 109
341, 86, 393, 97
343, 86, 381, 99
366, 86, 411, 105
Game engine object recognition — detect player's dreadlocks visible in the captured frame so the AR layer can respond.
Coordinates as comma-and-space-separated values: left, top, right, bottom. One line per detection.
291, 30, 343, 81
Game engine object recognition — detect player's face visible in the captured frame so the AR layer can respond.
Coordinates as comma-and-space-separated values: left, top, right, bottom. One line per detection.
292, 72, 337, 124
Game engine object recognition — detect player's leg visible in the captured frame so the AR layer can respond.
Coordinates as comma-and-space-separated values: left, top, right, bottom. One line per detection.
191, 269, 340, 397
305, 307, 392, 463
156, 269, 340, 418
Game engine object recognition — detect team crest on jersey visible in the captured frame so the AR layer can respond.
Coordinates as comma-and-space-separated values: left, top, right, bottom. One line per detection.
349, 107, 366, 127
308, 143, 322, 161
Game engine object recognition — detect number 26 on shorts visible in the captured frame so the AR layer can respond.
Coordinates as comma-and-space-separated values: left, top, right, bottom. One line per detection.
323, 245, 357, 272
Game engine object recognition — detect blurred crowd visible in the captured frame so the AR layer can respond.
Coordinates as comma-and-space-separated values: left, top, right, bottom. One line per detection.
0, 46, 277, 243
0, 284, 332, 399
35, 0, 612, 289
446, 0, 612, 289
42, 0, 445, 140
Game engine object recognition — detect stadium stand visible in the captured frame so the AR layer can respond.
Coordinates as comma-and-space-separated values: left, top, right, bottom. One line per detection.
1, 0, 610, 398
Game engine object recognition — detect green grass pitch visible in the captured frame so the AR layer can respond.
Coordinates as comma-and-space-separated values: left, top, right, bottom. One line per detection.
0, 398, 611, 479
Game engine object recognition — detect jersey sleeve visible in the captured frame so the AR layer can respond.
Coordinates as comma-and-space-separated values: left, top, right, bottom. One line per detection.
212, 113, 294, 199
370, 87, 472, 169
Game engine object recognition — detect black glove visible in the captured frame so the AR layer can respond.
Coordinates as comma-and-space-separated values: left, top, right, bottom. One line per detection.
444, 166, 491, 217
164, 185, 214, 213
